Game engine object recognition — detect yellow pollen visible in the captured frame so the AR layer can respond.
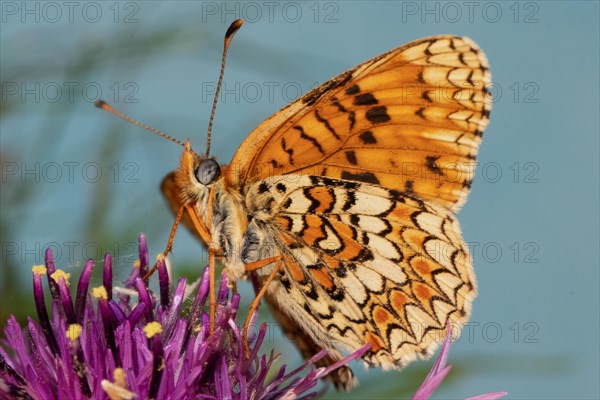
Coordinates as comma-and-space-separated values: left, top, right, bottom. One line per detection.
133, 259, 141, 268
92, 286, 108, 300
51, 270, 71, 286
156, 253, 165, 261
143, 321, 163, 338
113, 368, 127, 388
66, 324, 82, 341
101, 380, 136, 400
32, 265, 47, 275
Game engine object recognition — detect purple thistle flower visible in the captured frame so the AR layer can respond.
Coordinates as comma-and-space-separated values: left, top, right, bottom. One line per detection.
411, 323, 508, 400
0, 234, 367, 399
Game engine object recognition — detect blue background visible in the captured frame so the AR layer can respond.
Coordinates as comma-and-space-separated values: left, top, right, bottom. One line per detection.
1, 1, 598, 398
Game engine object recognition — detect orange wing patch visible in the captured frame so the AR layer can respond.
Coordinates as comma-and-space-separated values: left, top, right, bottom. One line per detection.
309, 265, 335, 292
305, 186, 336, 213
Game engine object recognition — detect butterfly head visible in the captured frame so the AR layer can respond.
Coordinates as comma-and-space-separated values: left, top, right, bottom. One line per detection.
175, 139, 223, 204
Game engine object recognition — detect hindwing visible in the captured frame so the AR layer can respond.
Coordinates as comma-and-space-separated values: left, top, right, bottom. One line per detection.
245, 175, 476, 368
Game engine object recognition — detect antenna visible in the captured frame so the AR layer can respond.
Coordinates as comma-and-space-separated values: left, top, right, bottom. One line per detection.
95, 100, 185, 147
205, 18, 244, 157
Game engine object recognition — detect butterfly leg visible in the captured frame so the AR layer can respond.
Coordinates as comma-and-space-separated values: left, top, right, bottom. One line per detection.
242, 256, 282, 356
182, 203, 218, 332
183, 205, 212, 244
143, 204, 185, 281
205, 186, 218, 333
208, 247, 217, 333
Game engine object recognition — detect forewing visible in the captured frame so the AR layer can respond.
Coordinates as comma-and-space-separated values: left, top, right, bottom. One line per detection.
229, 36, 491, 211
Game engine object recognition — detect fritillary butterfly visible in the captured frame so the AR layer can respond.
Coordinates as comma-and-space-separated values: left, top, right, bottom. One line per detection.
104, 20, 492, 390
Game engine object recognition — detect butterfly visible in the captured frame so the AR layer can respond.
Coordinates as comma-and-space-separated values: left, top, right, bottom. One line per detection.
100, 20, 491, 390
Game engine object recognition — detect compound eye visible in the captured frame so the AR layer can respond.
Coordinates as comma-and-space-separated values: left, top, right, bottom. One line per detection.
195, 159, 220, 185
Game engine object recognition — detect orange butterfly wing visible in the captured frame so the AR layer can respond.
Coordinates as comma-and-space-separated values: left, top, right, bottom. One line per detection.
227, 35, 491, 212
